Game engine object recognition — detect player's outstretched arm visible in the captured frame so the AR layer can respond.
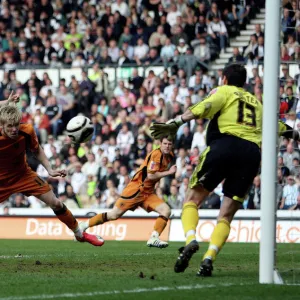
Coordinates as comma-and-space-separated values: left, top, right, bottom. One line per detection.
150, 88, 225, 140
150, 109, 197, 140
148, 165, 177, 181
35, 145, 67, 178
0, 91, 20, 106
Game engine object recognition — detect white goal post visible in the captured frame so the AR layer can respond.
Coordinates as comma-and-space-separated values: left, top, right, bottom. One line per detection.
259, 0, 281, 284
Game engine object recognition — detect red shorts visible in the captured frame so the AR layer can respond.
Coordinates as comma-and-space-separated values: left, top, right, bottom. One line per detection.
0, 169, 51, 203
115, 181, 164, 212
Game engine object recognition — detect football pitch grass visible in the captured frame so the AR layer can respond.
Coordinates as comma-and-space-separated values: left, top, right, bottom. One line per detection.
0, 240, 299, 300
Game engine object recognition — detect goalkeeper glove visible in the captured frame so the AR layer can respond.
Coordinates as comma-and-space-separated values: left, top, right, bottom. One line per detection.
150, 116, 185, 140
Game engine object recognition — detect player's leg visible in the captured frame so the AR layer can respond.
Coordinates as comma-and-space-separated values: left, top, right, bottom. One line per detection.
198, 138, 261, 276
81, 205, 126, 230
144, 196, 171, 248
12, 170, 103, 246
181, 185, 210, 246
37, 190, 104, 246
81, 184, 143, 231
175, 145, 225, 273
198, 196, 241, 276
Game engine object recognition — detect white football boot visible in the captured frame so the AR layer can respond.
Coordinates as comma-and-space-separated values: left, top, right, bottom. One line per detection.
147, 237, 169, 248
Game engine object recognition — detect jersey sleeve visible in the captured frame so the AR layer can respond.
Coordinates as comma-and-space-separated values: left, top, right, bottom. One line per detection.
188, 87, 226, 119
147, 150, 162, 174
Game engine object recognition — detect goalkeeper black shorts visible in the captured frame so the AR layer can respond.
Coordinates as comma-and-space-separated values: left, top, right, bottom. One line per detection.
189, 135, 261, 202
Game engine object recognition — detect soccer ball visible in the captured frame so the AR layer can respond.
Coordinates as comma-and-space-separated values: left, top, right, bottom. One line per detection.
66, 116, 94, 144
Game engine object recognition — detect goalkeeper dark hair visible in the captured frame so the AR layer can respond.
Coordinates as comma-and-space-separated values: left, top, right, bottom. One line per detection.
223, 63, 247, 88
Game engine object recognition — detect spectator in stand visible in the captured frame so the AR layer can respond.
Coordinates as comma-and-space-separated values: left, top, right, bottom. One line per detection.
278, 155, 290, 177
178, 79, 189, 104
143, 70, 157, 94
254, 36, 264, 62
254, 24, 264, 39
245, 52, 259, 69
282, 8, 295, 43
290, 158, 300, 177
184, 15, 196, 44
165, 185, 184, 209
134, 38, 149, 65
206, 2, 221, 23
176, 148, 190, 174
99, 162, 119, 193
280, 64, 293, 86
283, 143, 300, 170
160, 38, 176, 62
81, 153, 99, 178
191, 124, 207, 154
116, 124, 134, 156
189, 146, 200, 166
59, 192, 79, 209
285, 35, 299, 59
11, 194, 30, 208
245, 176, 261, 209
193, 37, 211, 63
244, 34, 258, 57
118, 88, 136, 109
232, 0, 251, 27
176, 126, 193, 150
281, 45, 291, 62
177, 38, 188, 55
122, 40, 134, 61
149, 25, 167, 48
32, 106, 50, 145
229, 47, 244, 63
195, 15, 208, 40
70, 163, 87, 195
285, 87, 297, 111
129, 69, 144, 96
56, 85, 75, 124
143, 48, 160, 65
291, 193, 300, 210
207, 15, 228, 53
102, 179, 119, 209
167, 3, 182, 27
280, 175, 298, 209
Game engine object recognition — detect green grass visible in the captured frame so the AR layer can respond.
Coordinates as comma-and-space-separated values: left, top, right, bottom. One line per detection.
0, 240, 299, 300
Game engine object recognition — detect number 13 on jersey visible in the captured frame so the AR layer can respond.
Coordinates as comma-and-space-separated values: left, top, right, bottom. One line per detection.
237, 99, 257, 127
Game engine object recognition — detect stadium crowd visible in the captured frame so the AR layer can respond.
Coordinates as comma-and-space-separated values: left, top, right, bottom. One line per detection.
0, 0, 299, 212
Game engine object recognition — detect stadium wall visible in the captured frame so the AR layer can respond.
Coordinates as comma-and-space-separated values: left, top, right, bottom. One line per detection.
0, 209, 299, 243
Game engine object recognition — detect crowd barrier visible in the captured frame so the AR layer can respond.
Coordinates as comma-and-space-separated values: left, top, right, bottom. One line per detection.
0, 64, 298, 88
0, 209, 299, 243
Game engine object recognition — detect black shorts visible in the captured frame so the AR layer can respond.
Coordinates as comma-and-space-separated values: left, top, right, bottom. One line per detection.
189, 135, 261, 202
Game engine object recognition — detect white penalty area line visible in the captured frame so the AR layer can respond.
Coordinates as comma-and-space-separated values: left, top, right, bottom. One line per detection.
0, 283, 246, 300
0, 253, 168, 259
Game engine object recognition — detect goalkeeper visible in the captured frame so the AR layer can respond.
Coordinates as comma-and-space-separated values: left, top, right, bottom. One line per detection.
150, 64, 298, 277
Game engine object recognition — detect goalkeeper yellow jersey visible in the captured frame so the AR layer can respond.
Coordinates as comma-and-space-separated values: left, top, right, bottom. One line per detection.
189, 85, 290, 147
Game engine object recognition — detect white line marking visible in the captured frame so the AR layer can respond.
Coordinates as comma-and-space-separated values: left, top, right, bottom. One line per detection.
0, 283, 244, 300
0, 253, 163, 259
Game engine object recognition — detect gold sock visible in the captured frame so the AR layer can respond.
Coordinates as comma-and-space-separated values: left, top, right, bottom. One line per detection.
88, 212, 108, 227
181, 202, 199, 245
154, 215, 168, 235
203, 218, 230, 261
53, 204, 78, 231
